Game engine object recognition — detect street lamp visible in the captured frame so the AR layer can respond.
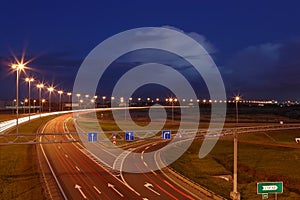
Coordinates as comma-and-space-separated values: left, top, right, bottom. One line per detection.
102, 96, 106, 106
47, 87, 54, 112
230, 96, 241, 200
42, 99, 45, 112
24, 99, 28, 114
169, 98, 174, 122
76, 93, 81, 107
33, 100, 36, 112
37, 83, 44, 114
25, 77, 34, 121
58, 90, 63, 111
67, 92, 72, 102
129, 97, 132, 106
11, 63, 25, 135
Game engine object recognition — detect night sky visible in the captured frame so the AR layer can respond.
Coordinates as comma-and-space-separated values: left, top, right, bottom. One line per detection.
1, 1, 300, 101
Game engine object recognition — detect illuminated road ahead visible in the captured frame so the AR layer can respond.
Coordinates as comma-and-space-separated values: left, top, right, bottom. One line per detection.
39, 114, 141, 200
38, 114, 211, 200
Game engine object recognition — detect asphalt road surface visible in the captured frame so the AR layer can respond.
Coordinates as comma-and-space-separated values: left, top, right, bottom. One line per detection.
38, 114, 208, 200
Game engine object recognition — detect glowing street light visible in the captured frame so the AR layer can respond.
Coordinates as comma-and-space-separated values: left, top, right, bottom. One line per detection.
25, 77, 34, 121
76, 93, 81, 107
168, 98, 174, 122
37, 83, 44, 114
58, 90, 63, 111
42, 99, 45, 112
33, 100, 36, 112
67, 92, 72, 103
102, 96, 106, 106
47, 87, 54, 112
230, 95, 241, 200
11, 63, 26, 135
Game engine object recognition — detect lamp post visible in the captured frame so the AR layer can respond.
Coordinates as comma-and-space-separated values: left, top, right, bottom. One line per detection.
42, 99, 45, 112
58, 90, 63, 111
48, 87, 54, 112
67, 92, 72, 103
24, 99, 28, 114
11, 63, 25, 135
76, 93, 81, 107
13, 99, 16, 114
37, 83, 44, 115
25, 77, 34, 121
102, 96, 106, 107
230, 96, 241, 200
33, 100, 36, 112
169, 98, 174, 122
111, 96, 115, 107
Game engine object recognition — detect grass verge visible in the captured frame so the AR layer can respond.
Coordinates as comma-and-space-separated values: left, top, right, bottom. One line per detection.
0, 116, 58, 200
171, 130, 300, 199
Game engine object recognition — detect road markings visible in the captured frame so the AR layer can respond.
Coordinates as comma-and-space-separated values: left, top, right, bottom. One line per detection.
75, 166, 81, 172
108, 183, 124, 197
75, 184, 87, 199
151, 170, 157, 175
144, 182, 160, 195
143, 161, 148, 167
65, 154, 68, 158
93, 186, 102, 194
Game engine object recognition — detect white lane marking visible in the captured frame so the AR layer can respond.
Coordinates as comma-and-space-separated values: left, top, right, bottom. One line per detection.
75, 166, 81, 172
39, 121, 68, 200
143, 161, 148, 167
93, 186, 102, 194
108, 183, 124, 197
144, 182, 160, 196
151, 170, 157, 175
75, 184, 87, 199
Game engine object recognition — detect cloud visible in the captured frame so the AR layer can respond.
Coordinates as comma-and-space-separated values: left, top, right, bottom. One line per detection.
223, 38, 300, 100
162, 25, 217, 53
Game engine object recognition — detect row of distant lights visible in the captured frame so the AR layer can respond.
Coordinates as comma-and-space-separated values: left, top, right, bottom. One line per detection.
73, 96, 257, 104
10, 64, 276, 105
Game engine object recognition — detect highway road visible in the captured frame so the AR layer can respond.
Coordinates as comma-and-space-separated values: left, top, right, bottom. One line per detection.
39, 114, 141, 200
38, 114, 208, 200
2, 110, 300, 199
36, 112, 300, 200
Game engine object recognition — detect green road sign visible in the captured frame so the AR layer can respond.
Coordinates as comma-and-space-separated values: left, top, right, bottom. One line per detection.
257, 182, 283, 194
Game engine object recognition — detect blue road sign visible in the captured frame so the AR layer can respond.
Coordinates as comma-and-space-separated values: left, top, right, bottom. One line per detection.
162, 130, 171, 139
125, 131, 134, 141
88, 132, 98, 142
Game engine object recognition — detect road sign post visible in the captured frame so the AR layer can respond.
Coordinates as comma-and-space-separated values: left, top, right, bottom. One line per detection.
257, 182, 283, 200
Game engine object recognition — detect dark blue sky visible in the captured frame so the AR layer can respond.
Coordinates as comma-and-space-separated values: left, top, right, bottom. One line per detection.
1, 1, 300, 101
